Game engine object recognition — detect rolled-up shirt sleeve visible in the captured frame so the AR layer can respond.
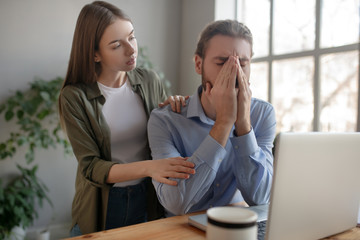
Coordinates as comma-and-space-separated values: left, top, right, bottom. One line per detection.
60, 87, 115, 187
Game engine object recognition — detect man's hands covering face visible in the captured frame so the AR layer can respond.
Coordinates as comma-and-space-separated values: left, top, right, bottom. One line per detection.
204, 56, 238, 127
205, 54, 252, 137
235, 57, 252, 136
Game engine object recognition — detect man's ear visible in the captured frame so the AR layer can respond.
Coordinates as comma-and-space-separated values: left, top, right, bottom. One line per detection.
194, 55, 203, 75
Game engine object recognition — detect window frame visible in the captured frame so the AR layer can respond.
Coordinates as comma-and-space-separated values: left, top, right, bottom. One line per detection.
235, 0, 360, 131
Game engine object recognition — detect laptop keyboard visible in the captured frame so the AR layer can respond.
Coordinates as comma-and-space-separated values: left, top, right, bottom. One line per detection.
257, 220, 267, 240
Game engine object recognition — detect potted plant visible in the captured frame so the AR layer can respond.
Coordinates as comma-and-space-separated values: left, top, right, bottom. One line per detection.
0, 46, 168, 239
0, 77, 71, 239
0, 165, 51, 239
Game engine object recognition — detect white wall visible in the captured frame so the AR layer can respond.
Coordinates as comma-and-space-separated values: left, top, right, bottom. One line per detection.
0, 0, 182, 100
215, 0, 236, 20
178, 0, 215, 96
177, 0, 238, 96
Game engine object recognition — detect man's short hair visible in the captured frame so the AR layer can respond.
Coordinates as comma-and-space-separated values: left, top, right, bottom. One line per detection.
195, 20, 254, 58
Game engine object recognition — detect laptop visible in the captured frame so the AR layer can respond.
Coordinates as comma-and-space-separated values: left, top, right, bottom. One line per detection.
188, 132, 360, 240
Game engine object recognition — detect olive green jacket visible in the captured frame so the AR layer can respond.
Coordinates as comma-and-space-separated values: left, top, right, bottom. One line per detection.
59, 68, 167, 234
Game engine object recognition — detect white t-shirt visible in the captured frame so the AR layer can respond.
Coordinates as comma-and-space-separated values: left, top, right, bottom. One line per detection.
98, 80, 149, 187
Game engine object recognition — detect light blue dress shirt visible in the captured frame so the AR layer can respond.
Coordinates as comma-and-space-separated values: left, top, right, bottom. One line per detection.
148, 86, 276, 216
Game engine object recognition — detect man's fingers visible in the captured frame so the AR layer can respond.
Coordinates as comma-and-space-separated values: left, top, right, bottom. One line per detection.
236, 63, 247, 92
218, 56, 237, 89
204, 81, 212, 96
228, 61, 237, 89
214, 57, 234, 87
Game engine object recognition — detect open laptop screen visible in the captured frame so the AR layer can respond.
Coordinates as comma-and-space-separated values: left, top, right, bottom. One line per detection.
266, 132, 360, 240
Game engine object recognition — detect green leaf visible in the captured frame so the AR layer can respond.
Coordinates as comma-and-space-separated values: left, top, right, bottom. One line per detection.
22, 101, 37, 115
7, 194, 15, 207
16, 110, 24, 119
15, 90, 24, 98
36, 109, 50, 120
0, 77, 67, 232
14, 194, 29, 208
5, 110, 14, 121
25, 151, 34, 163
39, 91, 50, 101
16, 136, 27, 146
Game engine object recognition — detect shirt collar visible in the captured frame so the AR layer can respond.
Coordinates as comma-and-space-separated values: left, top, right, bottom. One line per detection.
187, 85, 215, 125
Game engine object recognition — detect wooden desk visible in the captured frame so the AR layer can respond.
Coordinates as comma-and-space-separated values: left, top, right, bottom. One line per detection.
65, 214, 360, 240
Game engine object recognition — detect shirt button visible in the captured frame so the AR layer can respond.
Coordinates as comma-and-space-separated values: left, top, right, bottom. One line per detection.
218, 158, 223, 163
234, 145, 239, 149
216, 183, 220, 187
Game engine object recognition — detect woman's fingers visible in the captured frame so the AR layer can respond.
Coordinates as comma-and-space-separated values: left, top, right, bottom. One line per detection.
166, 158, 196, 175
156, 171, 193, 186
175, 96, 181, 112
159, 95, 189, 113
167, 172, 191, 179
169, 96, 177, 112
151, 157, 195, 186
173, 95, 189, 112
171, 165, 196, 174
169, 157, 194, 167
158, 177, 179, 186
181, 95, 189, 107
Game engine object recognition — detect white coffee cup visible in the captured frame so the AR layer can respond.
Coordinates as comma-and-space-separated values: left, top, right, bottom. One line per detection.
206, 206, 258, 240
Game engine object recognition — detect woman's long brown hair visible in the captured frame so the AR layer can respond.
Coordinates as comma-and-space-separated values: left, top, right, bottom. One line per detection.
58, 1, 131, 130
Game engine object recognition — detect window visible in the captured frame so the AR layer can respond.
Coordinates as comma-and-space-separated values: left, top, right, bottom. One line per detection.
235, 0, 360, 132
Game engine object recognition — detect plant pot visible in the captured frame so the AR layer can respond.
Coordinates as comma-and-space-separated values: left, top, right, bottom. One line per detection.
36, 229, 50, 240
6, 226, 26, 240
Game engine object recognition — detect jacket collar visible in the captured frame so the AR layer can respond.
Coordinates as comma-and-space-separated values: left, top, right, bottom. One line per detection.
86, 82, 102, 100
127, 70, 143, 86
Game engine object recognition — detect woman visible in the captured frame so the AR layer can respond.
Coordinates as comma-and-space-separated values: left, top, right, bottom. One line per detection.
58, 1, 195, 236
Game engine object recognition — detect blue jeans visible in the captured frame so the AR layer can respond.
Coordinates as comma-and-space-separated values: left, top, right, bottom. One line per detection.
70, 224, 82, 237
105, 181, 147, 230
69, 181, 147, 237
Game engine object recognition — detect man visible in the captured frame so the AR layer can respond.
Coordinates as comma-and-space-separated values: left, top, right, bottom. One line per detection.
148, 20, 276, 216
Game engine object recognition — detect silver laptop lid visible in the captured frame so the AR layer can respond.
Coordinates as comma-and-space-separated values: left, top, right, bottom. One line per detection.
266, 132, 360, 240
